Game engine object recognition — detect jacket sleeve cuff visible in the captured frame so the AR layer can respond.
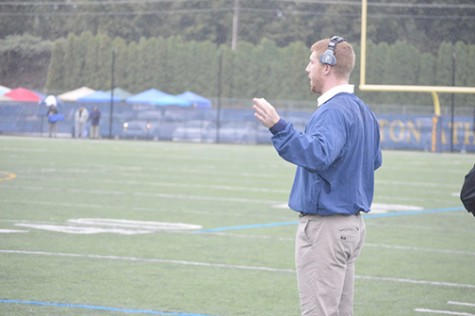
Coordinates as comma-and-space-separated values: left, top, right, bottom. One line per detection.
269, 119, 287, 135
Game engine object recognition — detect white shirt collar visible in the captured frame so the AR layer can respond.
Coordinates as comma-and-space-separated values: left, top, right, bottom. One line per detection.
317, 84, 354, 107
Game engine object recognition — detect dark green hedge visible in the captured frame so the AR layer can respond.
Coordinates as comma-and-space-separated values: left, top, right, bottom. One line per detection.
1, 33, 474, 108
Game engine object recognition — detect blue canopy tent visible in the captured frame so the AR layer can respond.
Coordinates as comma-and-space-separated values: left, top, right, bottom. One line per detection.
126, 89, 192, 107
176, 91, 212, 108
110, 88, 132, 101
77, 90, 123, 103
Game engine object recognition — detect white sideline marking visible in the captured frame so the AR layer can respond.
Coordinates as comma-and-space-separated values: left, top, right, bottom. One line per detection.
200, 233, 475, 257
414, 308, 475, 315
364, 243, 475, 257
4, 219, 475, 258
355, 275, 475, 289
0, 249, 295, 274
0, 199, 292, 221
9, 178, 289, 194
133, 192, 280, 204
375, 194, 458, 204
448, 301, 475, 308
5, 185, 282, 204
2, 249, 475, 290
0, 229, 28, 234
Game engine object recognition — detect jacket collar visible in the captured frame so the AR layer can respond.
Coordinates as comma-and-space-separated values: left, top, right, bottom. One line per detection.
317, 84, 354, 107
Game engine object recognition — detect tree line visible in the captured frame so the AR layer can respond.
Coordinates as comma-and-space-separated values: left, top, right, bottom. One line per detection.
1, 0, 474, 54
40, 32, 474, 108
2, 1, 474, 110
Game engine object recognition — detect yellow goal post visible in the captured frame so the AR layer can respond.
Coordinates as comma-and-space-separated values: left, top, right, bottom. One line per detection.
359, 0, 475, 151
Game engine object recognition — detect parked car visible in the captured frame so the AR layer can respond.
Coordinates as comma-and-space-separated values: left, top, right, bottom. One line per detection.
217, 121, 258, 144
256, 117, 307, 144
156, 111, 186, 141
172, 120, 217, 143
121, 120, 157, 140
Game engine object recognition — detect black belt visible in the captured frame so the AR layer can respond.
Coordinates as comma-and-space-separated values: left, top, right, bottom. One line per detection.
300, 211, 361, 217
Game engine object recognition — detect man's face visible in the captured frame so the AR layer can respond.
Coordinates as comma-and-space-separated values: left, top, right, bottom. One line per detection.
305, 51, 324, 94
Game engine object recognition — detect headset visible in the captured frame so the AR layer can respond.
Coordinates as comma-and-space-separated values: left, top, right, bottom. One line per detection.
319, 36, 345, 66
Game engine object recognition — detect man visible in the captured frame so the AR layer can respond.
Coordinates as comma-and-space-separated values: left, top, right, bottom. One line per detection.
74, 106, 89, 138
253, 36, 382, 316
88, 106, 101, 139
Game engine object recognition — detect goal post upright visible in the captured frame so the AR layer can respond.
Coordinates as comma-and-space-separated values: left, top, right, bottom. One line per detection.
358, 0, 475, 152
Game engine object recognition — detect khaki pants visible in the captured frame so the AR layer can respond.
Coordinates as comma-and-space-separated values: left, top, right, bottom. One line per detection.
91, 125, 100, 139
295, 214, 366, 316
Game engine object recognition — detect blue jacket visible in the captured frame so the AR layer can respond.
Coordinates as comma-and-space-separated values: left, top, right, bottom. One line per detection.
270, 93, 382, 216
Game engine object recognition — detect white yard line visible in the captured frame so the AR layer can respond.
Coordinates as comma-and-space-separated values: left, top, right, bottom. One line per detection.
2, 249, 475, 289
364, 243, 475, 257
5, 183, 458, 205
2, 186, 282, 204
13, 175, 290, 194
0, 199, 292, 220
415, 308, 475, 315
133, 192, 281, 204
0, 249, 294, 274
357, 275, 475, 289
448, 302, 475, 308
2, 220, 474, 259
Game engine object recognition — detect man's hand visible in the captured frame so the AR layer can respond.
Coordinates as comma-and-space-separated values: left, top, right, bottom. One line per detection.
252, 98, 281, 128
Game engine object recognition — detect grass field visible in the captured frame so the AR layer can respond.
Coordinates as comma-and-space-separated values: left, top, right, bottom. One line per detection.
1, 135, 475, 316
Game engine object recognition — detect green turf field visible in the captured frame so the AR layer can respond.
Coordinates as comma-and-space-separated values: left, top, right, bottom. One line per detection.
1, 136, 474, 316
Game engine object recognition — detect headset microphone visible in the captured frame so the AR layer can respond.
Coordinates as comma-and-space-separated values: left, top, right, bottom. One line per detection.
319, 36, 345, 66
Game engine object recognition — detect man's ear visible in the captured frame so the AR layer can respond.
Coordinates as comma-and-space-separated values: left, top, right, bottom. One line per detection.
322, 64, 332, 75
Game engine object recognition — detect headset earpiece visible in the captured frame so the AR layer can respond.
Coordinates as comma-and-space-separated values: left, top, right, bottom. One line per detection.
319, 36, 345, 66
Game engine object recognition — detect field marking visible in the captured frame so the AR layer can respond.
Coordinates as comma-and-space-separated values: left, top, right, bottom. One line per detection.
365, 222, 475, 233
6, 183, 460, 206
134, 192, 281, 204
414, 308, 475, 315
15, 172, 458, 191
2, 249, 475, 290
196, 220, 298, 233
14, 162, 292, 182
196, 206, 465, 233
15, 219, 203, 235
0, 171, 16, 182
415, 301, 475, 315
3, 185, 282, 204
0, 249, 295, 274
69, 218, 202, 230
4, 221, 474, 259
203, 232, 475, 257
0, 299, 214, 316
0, 229, 28, 234
448, 301, 475, 308
356, 275, 475, 289
16, 175, 290, 194
3, 205, 464, 236
0, 199, 293, 222
374, 195, 460, 204
364, 243, 475, 257
377, 179, 461, 189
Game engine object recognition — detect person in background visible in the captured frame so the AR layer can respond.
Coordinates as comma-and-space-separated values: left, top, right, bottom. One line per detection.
45, 95, 59, 138
74, 106, 89, 138
88, 106, 101, 139
252, 36, 382, 316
